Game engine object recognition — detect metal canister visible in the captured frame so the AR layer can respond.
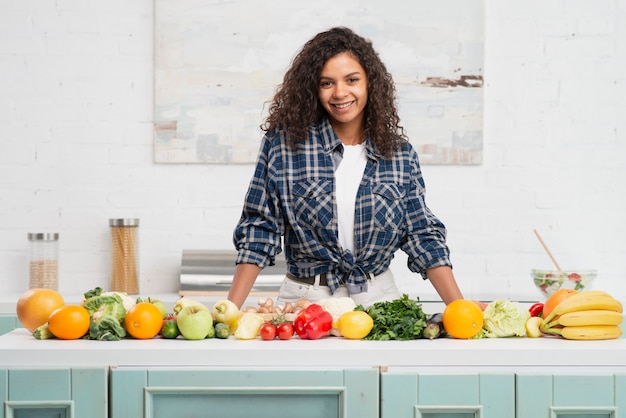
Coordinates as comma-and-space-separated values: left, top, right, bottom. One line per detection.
109, 218, 139, 294
28, 232, 59, 290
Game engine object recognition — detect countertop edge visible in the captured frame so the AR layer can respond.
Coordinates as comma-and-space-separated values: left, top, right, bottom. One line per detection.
2, 329, 626, 370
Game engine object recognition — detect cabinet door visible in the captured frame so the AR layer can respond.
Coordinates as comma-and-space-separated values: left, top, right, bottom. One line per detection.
0, 315, 18, 336
110, 367, 379, 418
0, 368, 107, 418
381, 372, 514, 418
517, 374, 624, 418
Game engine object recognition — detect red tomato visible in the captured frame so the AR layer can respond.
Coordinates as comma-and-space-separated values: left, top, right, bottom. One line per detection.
277, 323, 295, 340
259, 323, 277, 340
568, 273, 582, 282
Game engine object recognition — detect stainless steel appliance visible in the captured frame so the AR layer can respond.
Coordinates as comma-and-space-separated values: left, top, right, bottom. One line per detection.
179, 249, 286, 296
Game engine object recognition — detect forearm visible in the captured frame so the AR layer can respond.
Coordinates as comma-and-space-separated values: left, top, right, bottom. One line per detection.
426, 265, 464, 305
228, 263, 263, 308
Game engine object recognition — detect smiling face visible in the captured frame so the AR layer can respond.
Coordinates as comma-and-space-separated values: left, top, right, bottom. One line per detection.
318, 52, 368, 142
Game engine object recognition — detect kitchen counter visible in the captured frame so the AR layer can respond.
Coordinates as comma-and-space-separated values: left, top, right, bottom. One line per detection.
2, 327, 625, 372
3, 307, 626, 417
4, 291, 625, 372
3, 292, 626, 418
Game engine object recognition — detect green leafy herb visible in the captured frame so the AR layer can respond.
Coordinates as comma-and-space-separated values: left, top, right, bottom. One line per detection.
356, 294, 428, 340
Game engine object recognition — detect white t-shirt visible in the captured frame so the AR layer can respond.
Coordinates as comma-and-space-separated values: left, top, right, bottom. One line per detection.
335, 143, 367, 254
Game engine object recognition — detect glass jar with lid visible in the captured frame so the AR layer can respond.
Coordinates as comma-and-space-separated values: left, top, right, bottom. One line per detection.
109, 218, 140, 294
28, 232, 59, 290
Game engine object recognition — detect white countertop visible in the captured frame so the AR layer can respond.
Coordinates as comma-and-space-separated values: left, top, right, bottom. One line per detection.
2, 328, 625, 372
5, 291, 624, 373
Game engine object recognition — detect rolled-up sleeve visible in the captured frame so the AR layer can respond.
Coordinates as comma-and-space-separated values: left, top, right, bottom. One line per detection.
233, 135, 283, 268
401, 153, 452, 279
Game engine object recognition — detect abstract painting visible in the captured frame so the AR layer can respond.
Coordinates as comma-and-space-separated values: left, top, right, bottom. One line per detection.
154, 0, 484, 164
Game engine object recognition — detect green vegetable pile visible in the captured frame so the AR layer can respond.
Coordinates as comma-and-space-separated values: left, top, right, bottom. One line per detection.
356, 294, 427, 340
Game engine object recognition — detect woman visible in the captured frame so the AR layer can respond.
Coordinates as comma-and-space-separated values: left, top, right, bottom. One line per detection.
228, 27, 464, 308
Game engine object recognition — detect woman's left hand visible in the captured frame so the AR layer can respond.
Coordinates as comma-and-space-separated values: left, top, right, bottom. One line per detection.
473, 301, 488, 311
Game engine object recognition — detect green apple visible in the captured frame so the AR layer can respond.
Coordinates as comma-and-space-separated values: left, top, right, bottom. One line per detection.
176, 305, 214, 340
148, 298, 168, 319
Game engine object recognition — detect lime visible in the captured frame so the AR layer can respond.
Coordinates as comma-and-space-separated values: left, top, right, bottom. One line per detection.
160, 319, 180, 339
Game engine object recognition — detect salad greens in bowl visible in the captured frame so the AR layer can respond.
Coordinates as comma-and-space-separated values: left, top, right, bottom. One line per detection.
531, 269, 597, 298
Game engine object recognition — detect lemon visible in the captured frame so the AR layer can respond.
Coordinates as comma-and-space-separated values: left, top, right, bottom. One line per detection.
334, 311, 374, 339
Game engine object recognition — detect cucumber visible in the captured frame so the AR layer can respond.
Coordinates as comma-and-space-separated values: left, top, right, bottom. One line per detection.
214, 322, 231, 339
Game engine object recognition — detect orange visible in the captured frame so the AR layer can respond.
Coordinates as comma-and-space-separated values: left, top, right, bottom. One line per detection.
442, 299, 484, 339
16, 288, 65, 332
124, 302, 163, 339
543, 288, 578, 318
48, 305, 90, 340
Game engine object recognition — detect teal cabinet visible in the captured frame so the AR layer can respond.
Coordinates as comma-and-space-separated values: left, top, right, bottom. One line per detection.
0, 368, 107, 418
110, 367, 379, 418
517, 373, 626, 418
382, 371, 626, 418
1, 363, 626, 417
0, 316, 19, 336
381, 372, 515, 418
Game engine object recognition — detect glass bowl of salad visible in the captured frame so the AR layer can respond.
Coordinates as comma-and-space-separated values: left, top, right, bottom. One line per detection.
531, 269, 597, 298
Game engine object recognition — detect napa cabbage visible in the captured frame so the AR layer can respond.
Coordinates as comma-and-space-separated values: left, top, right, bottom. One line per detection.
474, 299, 530, 338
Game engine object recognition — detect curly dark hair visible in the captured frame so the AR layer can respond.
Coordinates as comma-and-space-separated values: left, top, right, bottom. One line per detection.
261, 27, 408, 158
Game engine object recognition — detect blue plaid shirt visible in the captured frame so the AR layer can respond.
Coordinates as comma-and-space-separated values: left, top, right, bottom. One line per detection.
234, 117, 452, 294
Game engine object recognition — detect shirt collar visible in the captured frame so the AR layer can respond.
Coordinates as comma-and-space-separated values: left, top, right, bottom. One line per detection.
316, 117, 383, 160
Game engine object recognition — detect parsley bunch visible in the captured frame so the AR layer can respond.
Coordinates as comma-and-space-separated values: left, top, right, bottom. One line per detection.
357, 294, 428, 340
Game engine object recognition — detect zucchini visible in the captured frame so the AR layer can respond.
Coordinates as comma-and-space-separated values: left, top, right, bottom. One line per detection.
33, 323, 56, 340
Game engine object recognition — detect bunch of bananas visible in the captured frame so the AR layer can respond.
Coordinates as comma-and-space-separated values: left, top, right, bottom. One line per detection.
540, 290, 623, 340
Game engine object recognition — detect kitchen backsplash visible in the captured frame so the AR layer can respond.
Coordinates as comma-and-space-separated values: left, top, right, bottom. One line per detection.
0, 0, 624, 301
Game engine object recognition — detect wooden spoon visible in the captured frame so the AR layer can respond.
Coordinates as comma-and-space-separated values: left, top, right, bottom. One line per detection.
533, 229, 563, 271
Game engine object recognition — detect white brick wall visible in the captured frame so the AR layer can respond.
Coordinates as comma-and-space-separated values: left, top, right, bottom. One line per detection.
1, 0, 625, 301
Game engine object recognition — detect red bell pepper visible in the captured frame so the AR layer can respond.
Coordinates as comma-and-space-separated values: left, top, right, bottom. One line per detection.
294, 303, 333, 340
528, 302, 544, 317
